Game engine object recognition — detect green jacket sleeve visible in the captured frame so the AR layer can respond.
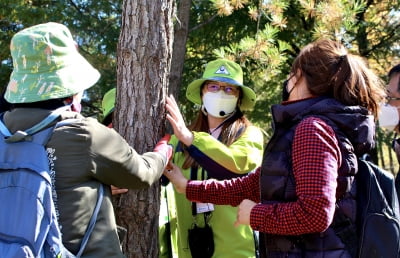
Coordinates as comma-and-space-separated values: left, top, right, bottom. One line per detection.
72, 118, 166, 189
181, 125, 264, 178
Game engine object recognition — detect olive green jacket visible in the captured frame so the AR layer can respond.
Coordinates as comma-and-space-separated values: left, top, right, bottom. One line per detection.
3, 108, 166, 258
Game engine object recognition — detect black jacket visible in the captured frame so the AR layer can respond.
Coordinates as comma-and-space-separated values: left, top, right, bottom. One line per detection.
259, 97, 375, 257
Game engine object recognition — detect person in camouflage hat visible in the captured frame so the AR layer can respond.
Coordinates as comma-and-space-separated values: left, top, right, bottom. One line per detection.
1, 22, 172, 257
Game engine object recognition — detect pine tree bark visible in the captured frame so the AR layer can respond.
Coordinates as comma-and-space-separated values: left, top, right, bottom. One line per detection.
114, 0, 174, 257
169, 0, 191, 98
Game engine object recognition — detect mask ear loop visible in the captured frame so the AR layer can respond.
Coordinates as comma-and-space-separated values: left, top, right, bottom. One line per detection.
284, 73, 298, 100
287, 81, 296, 96
286, 76, 298, 98
201, 104, 208, 116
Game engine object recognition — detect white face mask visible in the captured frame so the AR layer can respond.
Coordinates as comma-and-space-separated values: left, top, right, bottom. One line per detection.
378, 103, 400, 131
202, 91, 238, 118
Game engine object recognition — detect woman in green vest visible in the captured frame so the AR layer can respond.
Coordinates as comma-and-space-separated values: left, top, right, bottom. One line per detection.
160, 59, 264, 258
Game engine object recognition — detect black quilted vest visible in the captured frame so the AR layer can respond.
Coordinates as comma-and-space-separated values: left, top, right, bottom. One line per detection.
259, 97, 375, 258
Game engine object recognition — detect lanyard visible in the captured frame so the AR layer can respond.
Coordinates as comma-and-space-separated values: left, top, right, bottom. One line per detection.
190, 166, 209, 217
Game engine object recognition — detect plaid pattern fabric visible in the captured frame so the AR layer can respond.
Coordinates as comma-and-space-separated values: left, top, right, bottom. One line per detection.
187, 117, 340, 235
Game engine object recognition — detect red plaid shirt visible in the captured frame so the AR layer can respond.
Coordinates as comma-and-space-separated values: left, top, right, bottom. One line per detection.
186, 117, 341, 235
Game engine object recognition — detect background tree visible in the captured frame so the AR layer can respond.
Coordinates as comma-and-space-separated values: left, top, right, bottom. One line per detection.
0, 0, 122, 116
177, 0, 399, 168
169, 0, 191, 99
113, 0, 174, 257
180, 0, 400, 132
1, 0, 398, 126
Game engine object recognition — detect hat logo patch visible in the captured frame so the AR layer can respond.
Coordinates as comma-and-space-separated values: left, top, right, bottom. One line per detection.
214, 65, 230, 75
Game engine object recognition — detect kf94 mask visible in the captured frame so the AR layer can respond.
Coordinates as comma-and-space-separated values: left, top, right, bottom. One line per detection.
378, 103, 400, 131
202, 91, 238, 118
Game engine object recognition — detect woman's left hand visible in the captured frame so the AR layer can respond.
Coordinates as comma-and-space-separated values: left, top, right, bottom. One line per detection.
165, 95, 193, 146
162, 162, 188, 194
234, 199, 256, 227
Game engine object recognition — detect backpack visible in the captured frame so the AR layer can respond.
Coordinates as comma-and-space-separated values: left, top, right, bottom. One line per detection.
335, 158, 400, 258
0, 107, 104, 258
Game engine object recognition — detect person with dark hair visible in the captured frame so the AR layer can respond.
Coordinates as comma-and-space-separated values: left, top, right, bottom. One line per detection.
160, 59, 264, 258
378, 64, 400, 132
0, 22, 171, 257
163, 39, 386, 257
378, 63, 400, 198
378, 63, 400, 131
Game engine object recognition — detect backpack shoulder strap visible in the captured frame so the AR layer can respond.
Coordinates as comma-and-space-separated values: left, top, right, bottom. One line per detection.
24, 106, 71, 135
0, 106, 70, 143
75, 184, 104, 257
0, 109, 102, 257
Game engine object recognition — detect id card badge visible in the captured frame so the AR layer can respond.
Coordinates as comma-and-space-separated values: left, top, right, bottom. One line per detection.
196, 202, 214, 213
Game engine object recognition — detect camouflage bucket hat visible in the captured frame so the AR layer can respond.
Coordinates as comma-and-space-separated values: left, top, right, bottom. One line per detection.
102, 88, 116, 120
186, 59, 256, 110
5, 22, 100, 103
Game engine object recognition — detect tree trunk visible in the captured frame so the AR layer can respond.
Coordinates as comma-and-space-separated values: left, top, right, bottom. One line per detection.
168, 0, 191, 99
114, 0, 174, 257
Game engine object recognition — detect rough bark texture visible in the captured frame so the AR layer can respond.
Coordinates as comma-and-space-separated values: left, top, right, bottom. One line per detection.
114, 0, 174, 257
168, 0, 191, 98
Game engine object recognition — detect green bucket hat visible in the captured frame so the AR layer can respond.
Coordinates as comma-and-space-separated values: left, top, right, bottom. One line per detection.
186, 59, 256, 110
5, 22, 100, 103
102, 88, 116, 121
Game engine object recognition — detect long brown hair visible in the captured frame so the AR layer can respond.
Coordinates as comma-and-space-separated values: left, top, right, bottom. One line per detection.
290, 39, 386, 117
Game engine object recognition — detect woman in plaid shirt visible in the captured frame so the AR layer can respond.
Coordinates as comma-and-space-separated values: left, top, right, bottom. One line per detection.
164, 39, 386, 258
